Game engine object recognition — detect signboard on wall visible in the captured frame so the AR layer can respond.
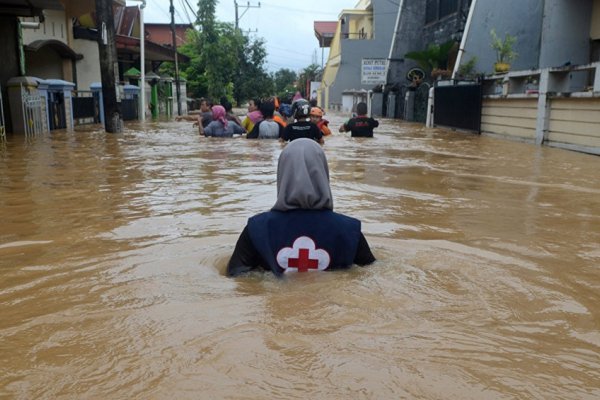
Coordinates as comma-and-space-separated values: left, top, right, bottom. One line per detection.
361, 59, 388, 85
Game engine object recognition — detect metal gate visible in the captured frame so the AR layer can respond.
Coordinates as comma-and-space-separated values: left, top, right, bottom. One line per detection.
414, 83, 430, 123
122, 94, 138, 121
23, 91, 44, 136
48, 91, 67, 130
72, 90, 98, 125
434, 83, 482, 132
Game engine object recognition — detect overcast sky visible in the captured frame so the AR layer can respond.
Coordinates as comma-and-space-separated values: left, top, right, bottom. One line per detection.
127, 0, 358, 72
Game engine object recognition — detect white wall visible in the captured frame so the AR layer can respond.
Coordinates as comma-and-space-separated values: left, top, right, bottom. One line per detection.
72, 39, 101, 90
21, 10, 68, 45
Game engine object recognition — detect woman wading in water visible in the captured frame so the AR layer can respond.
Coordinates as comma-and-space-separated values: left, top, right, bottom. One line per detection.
227, 138, 375, 276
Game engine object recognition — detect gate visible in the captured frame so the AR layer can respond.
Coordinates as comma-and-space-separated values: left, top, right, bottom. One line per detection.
48, 91, 67, 130
72, 90, 98, 125
414, 83, 430, 123
121, 93, 138, 121
23, 91, 44, 136
434, 83, 482, 132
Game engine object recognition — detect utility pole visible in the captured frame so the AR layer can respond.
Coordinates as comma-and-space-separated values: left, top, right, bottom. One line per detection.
170, 0, 182, 116
234, 0, 261, 31
139, 1, 146, 121
96, 0, 122, 133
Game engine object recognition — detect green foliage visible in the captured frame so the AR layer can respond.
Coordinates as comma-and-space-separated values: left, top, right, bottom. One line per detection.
457, 56, 478, 78
272, 68, 297, 98
233, 36, 273, 105
176, 2, 272, 104
296, 64, 322, 97
405, 40, 455, 72
169, 0, 319, 106
490, 29, 517, 63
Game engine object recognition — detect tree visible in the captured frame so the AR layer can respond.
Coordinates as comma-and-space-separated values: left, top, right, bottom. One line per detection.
272, 68, 297, 98
172, 0, 271, 104
234, 36, 273, 105
297, 64, 322, 98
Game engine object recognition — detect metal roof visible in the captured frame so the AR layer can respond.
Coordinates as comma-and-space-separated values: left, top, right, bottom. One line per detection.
314, 21, 337, 48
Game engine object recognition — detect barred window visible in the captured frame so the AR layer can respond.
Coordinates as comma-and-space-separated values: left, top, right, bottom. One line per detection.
439, 0, 459, 18
426, 0, 459, 24
425, 0, 437, 23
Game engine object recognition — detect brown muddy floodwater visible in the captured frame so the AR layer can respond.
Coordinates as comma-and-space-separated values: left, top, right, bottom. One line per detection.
1, 114, 599, 399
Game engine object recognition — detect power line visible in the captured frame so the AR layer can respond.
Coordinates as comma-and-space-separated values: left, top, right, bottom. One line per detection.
234, 0, 261, 30
179, 0, 193, 25
183, 0, 198, 20
258, 1, 339, 15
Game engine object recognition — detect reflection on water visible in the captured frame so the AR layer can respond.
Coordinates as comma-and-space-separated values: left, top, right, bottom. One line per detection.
1, 116, 599, 399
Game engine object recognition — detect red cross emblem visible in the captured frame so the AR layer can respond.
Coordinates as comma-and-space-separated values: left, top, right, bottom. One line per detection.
277, 236, 330, 273
288, 248, 319, 272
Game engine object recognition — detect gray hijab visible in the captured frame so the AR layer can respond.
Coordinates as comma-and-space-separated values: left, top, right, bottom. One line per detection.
272, 138, 333, 211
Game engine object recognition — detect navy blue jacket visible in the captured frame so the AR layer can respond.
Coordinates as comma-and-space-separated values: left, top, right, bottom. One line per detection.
227, 209, 375, 276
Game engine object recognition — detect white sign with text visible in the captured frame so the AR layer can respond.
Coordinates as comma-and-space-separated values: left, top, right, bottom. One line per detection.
361, 59, 388, 85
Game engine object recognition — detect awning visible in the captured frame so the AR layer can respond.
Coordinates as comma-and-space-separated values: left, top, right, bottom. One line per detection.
25, 39, 83, 60
314, 21, 337, 48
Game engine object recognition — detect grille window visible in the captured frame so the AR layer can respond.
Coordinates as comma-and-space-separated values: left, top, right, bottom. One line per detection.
426, 0, 459, 24
425, 0, 437, 23
439, 0, 459, 18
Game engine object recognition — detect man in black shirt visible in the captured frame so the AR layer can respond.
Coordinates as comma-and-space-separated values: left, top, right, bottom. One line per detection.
339, 102, 379, 137
282, 102, 324, 144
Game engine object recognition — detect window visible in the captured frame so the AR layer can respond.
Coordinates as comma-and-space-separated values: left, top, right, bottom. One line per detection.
439, 0, 459, 18
426, 0, 459, 24
425, 0, 437, 24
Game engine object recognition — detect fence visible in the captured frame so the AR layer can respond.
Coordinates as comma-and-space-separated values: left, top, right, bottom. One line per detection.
72, 90, 98, 125
22, 90, 44, 136
434, 81, 483, 132
121, 91, 139, 121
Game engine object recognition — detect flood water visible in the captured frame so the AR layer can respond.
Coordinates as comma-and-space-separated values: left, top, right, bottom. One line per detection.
1, 113, 599, 399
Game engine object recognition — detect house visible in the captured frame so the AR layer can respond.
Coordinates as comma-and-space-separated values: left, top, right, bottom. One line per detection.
72, 5, 190, 91
450, 0, 600, 155
384, 0, 473, 120
145, 23, 192, 48
0, 0, 64, 133
317, 0, 397, 114
314, 20, 337, 69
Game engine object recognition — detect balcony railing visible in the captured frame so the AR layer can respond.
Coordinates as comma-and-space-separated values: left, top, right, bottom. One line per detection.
481, 62, 600, 98
341, 32, 372, 40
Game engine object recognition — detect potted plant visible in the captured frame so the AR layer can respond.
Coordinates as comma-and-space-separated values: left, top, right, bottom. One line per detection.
405, 40, 456, 80
431, 68, 452, 79
490, 29, 517, 73
456, 57, 478, 80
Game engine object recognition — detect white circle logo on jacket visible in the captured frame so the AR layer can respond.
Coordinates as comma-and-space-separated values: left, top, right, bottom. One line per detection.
276, 236, 331, 272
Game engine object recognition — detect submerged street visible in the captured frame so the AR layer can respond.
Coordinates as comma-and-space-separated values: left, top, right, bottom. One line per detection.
1, 116, 600, 399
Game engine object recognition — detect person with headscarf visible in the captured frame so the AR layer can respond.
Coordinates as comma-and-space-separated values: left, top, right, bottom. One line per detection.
227, 138, 375, 276
200, 105, 246, 137
240, 98, 263, 133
